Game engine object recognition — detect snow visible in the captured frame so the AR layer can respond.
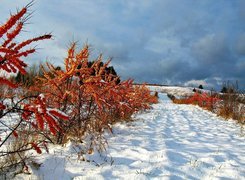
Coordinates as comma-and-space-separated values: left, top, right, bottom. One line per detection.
0, 70, 17, 79
148, 85, 212, 97
148, 85, 194, 97
14, 92, 245, 179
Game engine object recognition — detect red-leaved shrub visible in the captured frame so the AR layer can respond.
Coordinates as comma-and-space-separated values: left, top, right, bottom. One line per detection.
30, 43, 158, 146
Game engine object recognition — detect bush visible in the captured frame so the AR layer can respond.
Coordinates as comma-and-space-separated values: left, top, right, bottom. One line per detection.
13, 63, 43, 87
172, 90, 244, 124
198, 85, 203, 89
0, 3, 158, 176
173, 92, 219, 112
218, 81, 245, 123
0, 3, 67, 175
218, 93, 245, 124
220, 81, 239, 94
30, 43, 158, 147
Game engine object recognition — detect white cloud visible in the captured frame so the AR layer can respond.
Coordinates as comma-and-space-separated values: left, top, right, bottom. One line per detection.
184, 79, 208, 87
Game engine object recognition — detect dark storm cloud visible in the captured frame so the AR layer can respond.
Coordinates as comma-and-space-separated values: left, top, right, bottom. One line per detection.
0, 0, 244, 90
236, 33, 245, 55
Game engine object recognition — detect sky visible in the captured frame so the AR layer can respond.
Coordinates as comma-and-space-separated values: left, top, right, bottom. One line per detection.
1, 0, 245, 90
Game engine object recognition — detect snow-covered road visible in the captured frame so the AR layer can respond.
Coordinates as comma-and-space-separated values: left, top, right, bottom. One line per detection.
18, 93, 245, 179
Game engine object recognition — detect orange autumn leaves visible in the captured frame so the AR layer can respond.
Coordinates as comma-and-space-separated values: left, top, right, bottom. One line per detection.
0, 4, 49, 115
31, 43, 158, 142
173, 92, 220, 111
22, 94, 69, 135
0, 4, 54, 154
0, 5, 51, 83
0, 2, 157, 153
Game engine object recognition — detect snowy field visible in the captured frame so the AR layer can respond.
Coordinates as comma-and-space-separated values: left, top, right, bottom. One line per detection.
148, 85, 194, 97
14, 92, 245, 179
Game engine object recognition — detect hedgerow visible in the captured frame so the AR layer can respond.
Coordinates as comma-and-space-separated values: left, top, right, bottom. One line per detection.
0, 2, 158, 175
30, 43, 158, 146
0, 2, 70, 174
172, 91, 244, 124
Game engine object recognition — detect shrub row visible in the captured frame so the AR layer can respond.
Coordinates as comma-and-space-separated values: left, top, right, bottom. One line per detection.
29, 43, 158, 146
0, 3, 158, 175
172, 92, 244, 124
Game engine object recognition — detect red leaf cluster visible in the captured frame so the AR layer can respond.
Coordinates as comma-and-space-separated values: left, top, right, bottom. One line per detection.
31, 143, 42, 154
22, 94, 69, 135
173, 92, 220, 110
12, 130, 18, 138
0, 6, 51, 88
0, 4, 59, 155
0, 103, 6, 110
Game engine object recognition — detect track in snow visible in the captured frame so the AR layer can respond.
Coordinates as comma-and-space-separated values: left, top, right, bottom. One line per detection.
20, 93, 245, 179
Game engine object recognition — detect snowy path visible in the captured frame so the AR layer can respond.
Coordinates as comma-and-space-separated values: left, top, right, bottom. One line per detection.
19, 93, 245, 179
